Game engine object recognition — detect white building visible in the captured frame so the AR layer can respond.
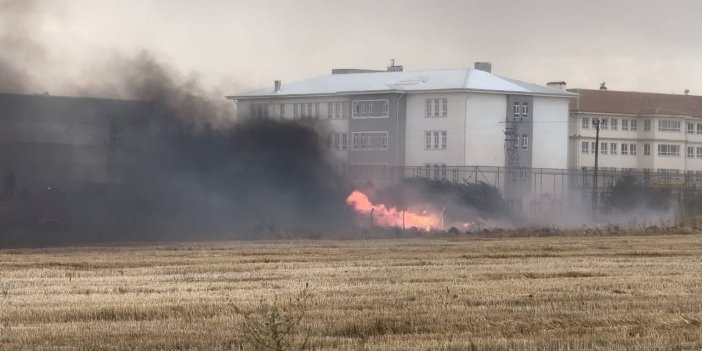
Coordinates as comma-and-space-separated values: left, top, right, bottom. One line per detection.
228, 63, 574, 185
569, 88, 702, 176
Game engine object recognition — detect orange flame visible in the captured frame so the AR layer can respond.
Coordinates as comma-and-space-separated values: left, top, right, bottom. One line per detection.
345, 190, 441, 230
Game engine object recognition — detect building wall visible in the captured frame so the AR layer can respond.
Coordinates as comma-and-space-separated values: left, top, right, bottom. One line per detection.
532, 97, 569, 169
405, 92, 467, 167
464, 93, 505, 167
348, 93, 405, 167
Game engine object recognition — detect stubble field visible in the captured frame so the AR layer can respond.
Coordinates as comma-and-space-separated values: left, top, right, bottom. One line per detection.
1, 233, 701, 350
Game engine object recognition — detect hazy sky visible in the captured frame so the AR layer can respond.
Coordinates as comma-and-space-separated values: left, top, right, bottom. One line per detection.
12, 0, 702, 95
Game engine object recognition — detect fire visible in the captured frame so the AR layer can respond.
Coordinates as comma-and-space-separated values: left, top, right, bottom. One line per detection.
345, 190, 441, 230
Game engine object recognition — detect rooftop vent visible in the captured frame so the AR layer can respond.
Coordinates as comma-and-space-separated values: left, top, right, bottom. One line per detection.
546, 81, 567, 91
274, 80, 281, 92
600, 82, 607, 90
387, 59, 403, 72
474, 62, 492, 73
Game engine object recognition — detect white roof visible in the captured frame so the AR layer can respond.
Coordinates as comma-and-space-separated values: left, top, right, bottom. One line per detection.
229, 68, 576, 99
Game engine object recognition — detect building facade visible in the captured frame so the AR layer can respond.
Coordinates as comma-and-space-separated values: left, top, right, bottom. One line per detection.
568, 89, 702, 176
228, 63, 574, 189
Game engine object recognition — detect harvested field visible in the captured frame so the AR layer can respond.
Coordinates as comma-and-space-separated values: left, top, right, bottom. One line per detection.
1, 234, 702, 350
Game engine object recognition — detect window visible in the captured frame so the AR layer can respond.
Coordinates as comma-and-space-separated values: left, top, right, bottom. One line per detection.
353, 100, 389, 118
307, 103, 312, 118
426, 98, 448, 117
657, 144, 680, 157
521, 134, 528, 150
521, 103, 529, 117
630, 144, 637, 155
591, 142, 596, 153
314, 103, 319, 119
688, 146, 695, 158
610, 143, 617, 155
425, 163, 447, 180
688, 123, 695, 134
697, 124, 702, 134
622, 119, 629, 131
342, 103, 349, 118
351, 132, 388, 150
632, 119, 638, 131
384, 101, 389, 115
697, 147, 702, 158
581, 141, 589, 153
611, 119, 618, 130
644, 143, 650, 156
328, 103, 333, 118
335, 102, 341, 119
425, 130, 447, 150
658, 120, 681, 132
621, 143, 628, 155
600, 142, 608, 154
582, 117, 589, 129
342, 134, 347, 150
642, 120, 649, 131
293, 104, 299, 119
333, 134, 340, 150
600, 118, 608, 130
513, 102, 520, 117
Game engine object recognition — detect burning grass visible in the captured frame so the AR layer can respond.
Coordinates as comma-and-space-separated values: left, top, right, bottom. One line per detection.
1, 234, 702, 350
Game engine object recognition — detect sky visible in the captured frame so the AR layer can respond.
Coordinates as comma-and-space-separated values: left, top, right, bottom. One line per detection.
8, 0, 702, 96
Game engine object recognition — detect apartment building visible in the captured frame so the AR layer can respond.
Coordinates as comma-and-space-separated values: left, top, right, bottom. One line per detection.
569, 88, 702, 175
227, 63, 574, 184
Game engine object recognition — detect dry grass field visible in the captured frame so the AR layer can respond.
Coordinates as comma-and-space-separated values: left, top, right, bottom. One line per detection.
1, 233, 702, 350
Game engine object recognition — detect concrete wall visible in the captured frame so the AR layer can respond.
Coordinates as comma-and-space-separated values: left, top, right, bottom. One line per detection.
348, 93, 405, 167
533, 97, 569, 169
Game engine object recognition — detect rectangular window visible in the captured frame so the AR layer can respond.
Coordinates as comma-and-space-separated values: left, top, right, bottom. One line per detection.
591, 142, 596, 153
688, 146, 695, 158
334, 133, 340, 150
642, 120, 648, 131
334, 102, 341, 119
342, 103, 349, 118
610, 143, 617, 155
384, 101, 389, 115
279, 104, 285, 118
630, 144, 637, 155
441, 99, 448, 116
581, 141, 589, 153
521, 134, 529, 150
622, 119, 629, 131
368, 103, 373, 114
426, 100, 432, 116
353, 100, 389, 118
621, 143, 628, 155
658, 120, 681, 132
631, 120, 638, 131
611, 119, 618, 130
434, 100, 440, 116
513, 102, 520, 117
688, 123, 695, 134
644, 144, 650, 156
582, 117, 589, 129
600, 142, 608, 154
342, 133, 347, 150
293, 104, 298, 118
351, 132, 388, 150
307, 103, 312, 118
521, 102, 529, 117
425, 131, 447, 150
657, 144, 680, 156
600, 118, 608, 130
697, 146, 702, 158
314, 103, 320, 119
328, 103, 333, 118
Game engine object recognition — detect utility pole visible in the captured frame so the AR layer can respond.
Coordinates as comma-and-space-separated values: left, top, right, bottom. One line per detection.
592, 119, 601, 215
